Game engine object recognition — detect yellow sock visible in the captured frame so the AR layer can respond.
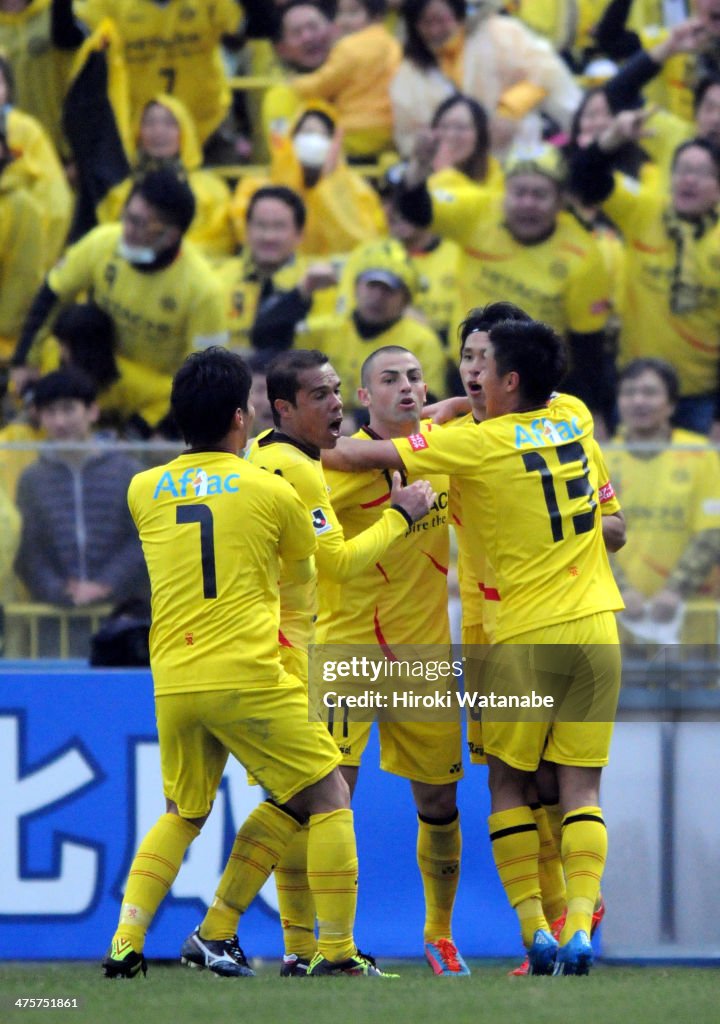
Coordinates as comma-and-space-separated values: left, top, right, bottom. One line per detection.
489, 806, 546, 948
307, 808, 358, 963
274, 825, 316, 959
115, 812, 199, 953
560, 806, 607, 944
544, 802, 564, 853
417, 812, 461, 943
201, 801, 301, 941
531, 803, 566, 923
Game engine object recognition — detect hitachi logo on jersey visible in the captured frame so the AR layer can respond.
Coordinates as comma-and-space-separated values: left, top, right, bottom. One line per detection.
152, 468, 241, 499
408, 433, 428, 451
598, 482, 616, 504
514, 416, 583, 448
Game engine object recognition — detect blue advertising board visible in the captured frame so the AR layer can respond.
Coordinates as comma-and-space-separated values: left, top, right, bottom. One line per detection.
1, 665, 525, 962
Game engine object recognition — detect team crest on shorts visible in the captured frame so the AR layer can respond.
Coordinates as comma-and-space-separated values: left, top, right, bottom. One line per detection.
311, 508, 332, 534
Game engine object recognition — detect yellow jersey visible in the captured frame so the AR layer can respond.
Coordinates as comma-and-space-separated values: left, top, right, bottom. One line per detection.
245, 429, 410, 651
45, 224, 227, 374
447, 412, 621, 637
317, 424, 450, 648
604, 428, 720, 596
429, 188, 611, 338
76, 0, 241, 142
128, 448, 316, 695
393, 393, 624, 641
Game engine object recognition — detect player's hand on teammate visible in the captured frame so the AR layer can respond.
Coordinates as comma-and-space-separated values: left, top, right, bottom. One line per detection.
390, 470, 436, 523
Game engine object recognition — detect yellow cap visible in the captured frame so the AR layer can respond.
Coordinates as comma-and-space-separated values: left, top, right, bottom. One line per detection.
505, 142, 567, 186
353, 240, 419, 296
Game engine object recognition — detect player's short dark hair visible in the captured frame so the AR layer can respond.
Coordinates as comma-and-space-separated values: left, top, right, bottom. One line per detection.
488, 320, 568, 407
459, 302, 533, 356
618, 357, 679, 404
247, 185, 307, 231
360, 345, 416, 388
128, 169, 196, 233
33, 369, 98, 409
54, 303, 119, 389
266, 349, 330, 426
671, 137, 720, 180
171, 347, 252, 446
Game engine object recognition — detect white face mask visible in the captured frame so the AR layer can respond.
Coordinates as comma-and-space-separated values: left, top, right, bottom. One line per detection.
118, 239, 158, 265
292, 131, 332, 168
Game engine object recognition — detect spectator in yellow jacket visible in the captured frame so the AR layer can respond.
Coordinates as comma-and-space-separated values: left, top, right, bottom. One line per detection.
291, 0, 401, 158
294, 239, 447, 416
0, 128, 47, 364
0, 0, 80, 156
0, 56, 72, 268
231, 101, 386, 258
96, 95, 234, 262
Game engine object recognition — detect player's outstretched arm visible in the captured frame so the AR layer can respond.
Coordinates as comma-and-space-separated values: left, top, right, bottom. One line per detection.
321, 436, 405, 472
423, 395, 471, 424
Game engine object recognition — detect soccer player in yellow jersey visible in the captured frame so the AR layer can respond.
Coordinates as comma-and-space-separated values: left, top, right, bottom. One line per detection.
398, 135, 614, 430
606, 357, 720, 632
446, 303, 622, 976
323, 318, 625, 976
238, 347, 435, 975
102, 347, 391, 980
11, 170, 227, 391
316, 345, 470, 976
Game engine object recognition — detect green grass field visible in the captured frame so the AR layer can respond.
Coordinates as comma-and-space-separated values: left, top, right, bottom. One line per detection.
1, 960, 718, 1024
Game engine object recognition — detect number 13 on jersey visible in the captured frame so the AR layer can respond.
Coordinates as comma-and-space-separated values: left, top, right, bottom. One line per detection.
522, 439, 597, 543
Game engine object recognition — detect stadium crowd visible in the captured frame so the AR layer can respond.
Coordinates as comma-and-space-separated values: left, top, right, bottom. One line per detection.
1, 0, 720, 982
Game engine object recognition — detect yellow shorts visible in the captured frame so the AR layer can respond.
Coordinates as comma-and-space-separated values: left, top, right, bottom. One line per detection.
481, 612, 621, 772
463, 620, 491, 765
156, 674, 341, 817
327, 711, 463, 785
